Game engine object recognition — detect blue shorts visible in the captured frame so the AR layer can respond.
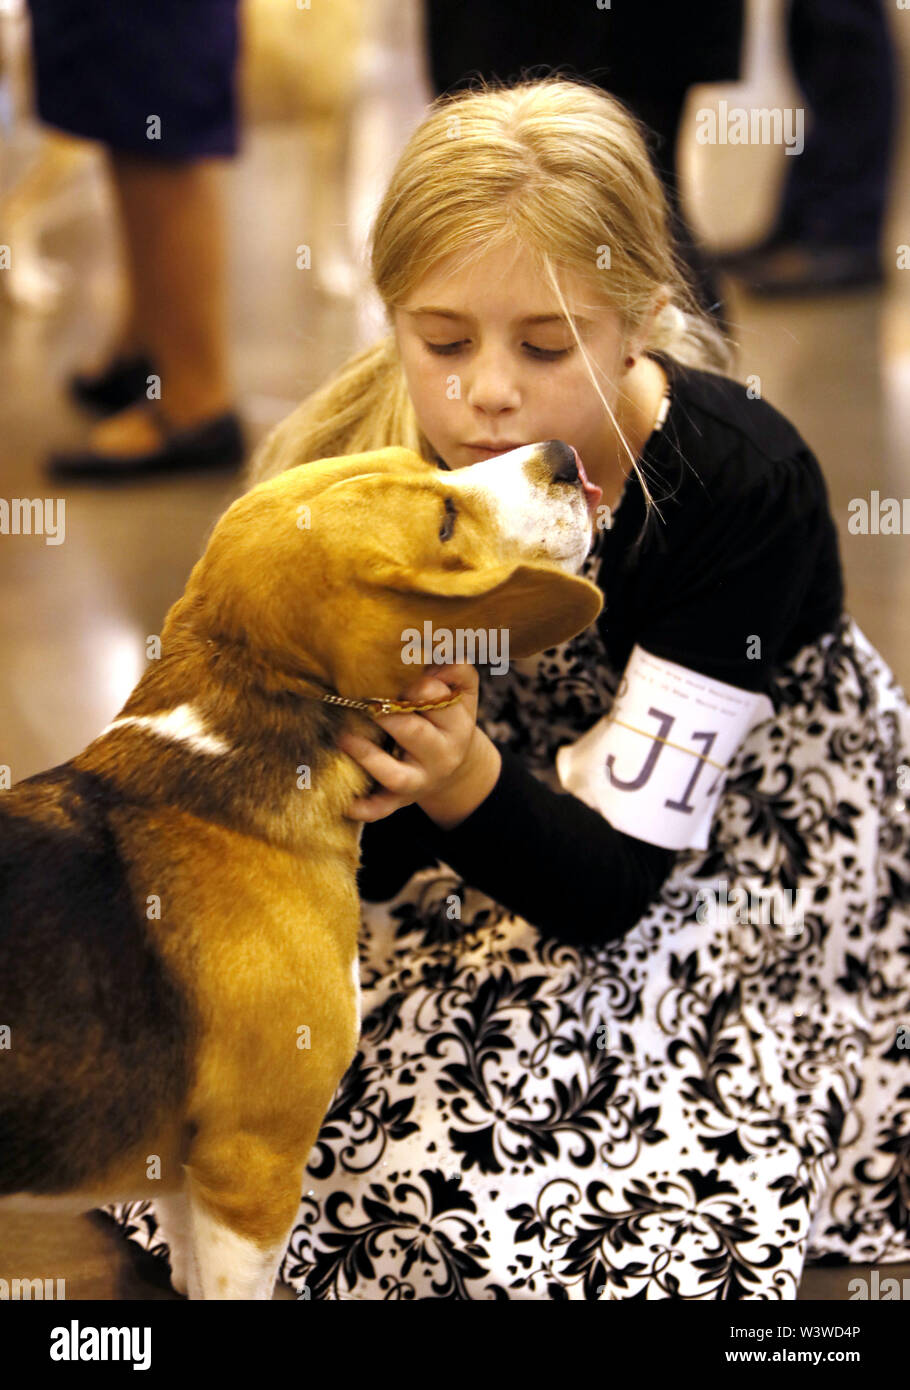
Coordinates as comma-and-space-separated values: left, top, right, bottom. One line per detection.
26, 0, 241, 158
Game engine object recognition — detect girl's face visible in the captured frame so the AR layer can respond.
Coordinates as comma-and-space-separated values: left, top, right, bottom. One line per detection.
392, 239, 634, 480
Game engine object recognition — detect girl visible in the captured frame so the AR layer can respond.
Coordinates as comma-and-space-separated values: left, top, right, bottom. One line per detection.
107, 78, 910, 1299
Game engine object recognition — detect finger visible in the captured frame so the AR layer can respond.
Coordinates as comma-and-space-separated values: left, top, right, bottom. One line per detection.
372, 712, 469, 772
344, 792, 413, 822
392, 674, 458, 706
337, 734, 424, 796
370, 704, 453, 744
380, 675, 473, 731
407, 662, 478, 697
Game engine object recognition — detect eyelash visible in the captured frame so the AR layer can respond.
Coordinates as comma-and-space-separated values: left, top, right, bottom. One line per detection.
424, 341, 571, 361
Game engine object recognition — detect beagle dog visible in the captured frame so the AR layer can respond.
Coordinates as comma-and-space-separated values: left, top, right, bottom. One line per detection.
0, 442, 603, 1300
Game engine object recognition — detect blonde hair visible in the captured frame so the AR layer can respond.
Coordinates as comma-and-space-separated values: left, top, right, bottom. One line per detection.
246, 77, 736, 515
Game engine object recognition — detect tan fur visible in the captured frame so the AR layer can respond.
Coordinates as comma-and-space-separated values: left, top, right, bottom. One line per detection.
241, 0, 365, 123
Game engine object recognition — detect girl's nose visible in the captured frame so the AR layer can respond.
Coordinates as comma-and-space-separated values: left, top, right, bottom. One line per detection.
464, 352, 521, 413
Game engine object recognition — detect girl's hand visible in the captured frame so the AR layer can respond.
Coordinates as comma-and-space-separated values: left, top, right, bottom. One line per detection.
336, 663, 482, 823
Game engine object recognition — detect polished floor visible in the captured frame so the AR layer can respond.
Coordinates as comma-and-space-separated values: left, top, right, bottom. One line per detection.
0, 1, 908, 1300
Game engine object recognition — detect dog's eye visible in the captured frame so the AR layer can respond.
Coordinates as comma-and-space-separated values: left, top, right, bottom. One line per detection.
439, 496, 457, 542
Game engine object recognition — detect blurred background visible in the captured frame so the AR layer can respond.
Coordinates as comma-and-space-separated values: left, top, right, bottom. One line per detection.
0, 0, 907, 1298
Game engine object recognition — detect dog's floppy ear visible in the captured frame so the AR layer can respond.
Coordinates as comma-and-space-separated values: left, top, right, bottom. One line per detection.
377, 559, 604, 657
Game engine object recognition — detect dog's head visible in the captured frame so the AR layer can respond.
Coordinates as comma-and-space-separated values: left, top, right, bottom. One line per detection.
177, 443, 605, 700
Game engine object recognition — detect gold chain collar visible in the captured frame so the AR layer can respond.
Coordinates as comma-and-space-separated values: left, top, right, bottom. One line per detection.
319, 689, 463, 718
203, 639, 462, 718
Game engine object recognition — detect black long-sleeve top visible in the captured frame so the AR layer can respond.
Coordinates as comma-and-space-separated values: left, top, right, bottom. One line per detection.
356, 352, 845, 947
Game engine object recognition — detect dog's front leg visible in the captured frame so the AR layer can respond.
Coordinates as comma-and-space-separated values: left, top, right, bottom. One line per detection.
184, 1141, 304, 1301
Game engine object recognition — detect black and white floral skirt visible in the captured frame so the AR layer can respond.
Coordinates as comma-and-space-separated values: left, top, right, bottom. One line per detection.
102, 612, 910, 1298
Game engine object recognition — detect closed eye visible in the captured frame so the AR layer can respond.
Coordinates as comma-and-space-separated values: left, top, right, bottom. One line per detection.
423, 340, 572, 361
439, 495, 457, 542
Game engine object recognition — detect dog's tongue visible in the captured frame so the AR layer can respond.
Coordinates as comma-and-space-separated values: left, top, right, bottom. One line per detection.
572, 448, 602, 507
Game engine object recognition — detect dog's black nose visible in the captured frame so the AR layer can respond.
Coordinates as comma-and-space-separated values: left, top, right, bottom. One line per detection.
545, 440, 579, 485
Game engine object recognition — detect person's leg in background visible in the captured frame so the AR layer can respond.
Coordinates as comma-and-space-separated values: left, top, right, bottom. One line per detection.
24, 0, 245, 476
84, 153, 234, 458
721, 0, 898, 293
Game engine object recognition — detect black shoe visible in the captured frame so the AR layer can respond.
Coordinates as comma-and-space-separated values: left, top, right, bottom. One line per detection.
69, 352, 159, 415
722, 242, 883, 296
46, 410, 246, 482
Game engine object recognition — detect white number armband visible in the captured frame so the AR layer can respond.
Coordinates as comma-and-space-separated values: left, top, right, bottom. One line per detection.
555, 645, 775, 851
